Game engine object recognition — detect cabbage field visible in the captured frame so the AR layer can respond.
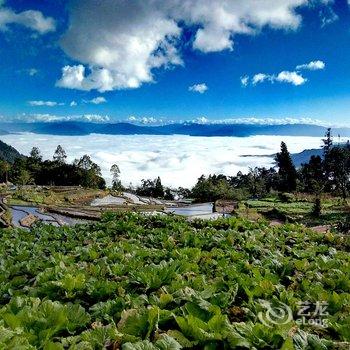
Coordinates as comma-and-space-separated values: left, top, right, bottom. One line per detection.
0, 213, 349, 349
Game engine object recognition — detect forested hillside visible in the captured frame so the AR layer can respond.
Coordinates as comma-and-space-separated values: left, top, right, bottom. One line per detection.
0, 145, 106, 188
0, 139, 23, 163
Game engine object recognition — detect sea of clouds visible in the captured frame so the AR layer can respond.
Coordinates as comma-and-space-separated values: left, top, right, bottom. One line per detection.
0, 134, 336, 188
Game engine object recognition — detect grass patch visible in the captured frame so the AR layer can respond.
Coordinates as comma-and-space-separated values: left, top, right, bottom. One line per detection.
245, 196, 349, 226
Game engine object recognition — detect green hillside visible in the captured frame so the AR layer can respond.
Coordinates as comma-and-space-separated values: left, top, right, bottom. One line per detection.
0, 139, 23, 163
0, 213, 349, 349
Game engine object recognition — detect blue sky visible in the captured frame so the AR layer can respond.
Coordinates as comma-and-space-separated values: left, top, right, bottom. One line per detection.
0, 0, 350, 125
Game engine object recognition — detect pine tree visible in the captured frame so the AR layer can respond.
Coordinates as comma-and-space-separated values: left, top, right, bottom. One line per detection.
322, 128, 333, 187
322, 128, 333, 159
154, 176, 164, 198
275, 142, 297, 192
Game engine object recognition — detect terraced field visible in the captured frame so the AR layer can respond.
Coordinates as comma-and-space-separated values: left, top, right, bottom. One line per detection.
0, 213, 349, 349
245, 196, 349, 227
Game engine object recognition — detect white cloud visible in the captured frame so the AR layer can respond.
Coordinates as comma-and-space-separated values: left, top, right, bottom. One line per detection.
81, 114, 110, 122
319, 6, 338, 27
170, 0, 310, 53
57, 0, 330, 92
57, 1, 182, 92
275, 70, 306, 85
127, 116, 164, 125
3, 113, 110, 123
85, 97, 107, 105
0, 4, 55, 34
127, 116, 137, 122
240, 75, 249, 87
193, 117, 209, 124
296, 60, 325, 70
0, 113, 336, 128
248, 70, 307, 86
140, 117, 159, 124
0, 133, 333, 188
252, 73, 271, 85
28, 100, 64, 107
189, 83, 208, 94
28, 68, 38, 76
70, 101, 77, 107
56, 65, 87, 90
189, 117, 328, 126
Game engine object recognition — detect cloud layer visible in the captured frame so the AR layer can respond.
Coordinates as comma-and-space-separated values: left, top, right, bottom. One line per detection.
57, 0, 330, 92
2, 113, 110, 123
0, 113, 333, 127
0, 133, 338, 188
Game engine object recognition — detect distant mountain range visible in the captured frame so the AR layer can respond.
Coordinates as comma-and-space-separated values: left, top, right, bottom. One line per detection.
290, 148, 323, 167
244, 143, 350, 168
0, 121, 349, 137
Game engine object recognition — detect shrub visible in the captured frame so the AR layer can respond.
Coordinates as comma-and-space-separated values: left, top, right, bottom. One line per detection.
278, 192, 295, 203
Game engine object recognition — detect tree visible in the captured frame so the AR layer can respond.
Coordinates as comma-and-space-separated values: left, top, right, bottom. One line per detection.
29, 147, 42, 162
110, 164, 122, 190
137, 179, 154, 197
27, 147, 43, 182
322, 128, 333, 189
322, 128, 333, 159
328, 147, 350, 200
15, 169, 34, 186
176, 187, 191, 199
312, 197, 322, 217
191, 174, 238, 202
299, 155, 324, 194
299, 155, 325, 216
74, 155, 98, 171
0, 160, 10, 183
246, 167, 268, 198
154, 177, 164, 198
136, 177, 165, 198
74, 155, 104, 188
275, 142, 297, 192
164, 188, 174, 200
53, 145, 67, 164
8, 146, 107, 189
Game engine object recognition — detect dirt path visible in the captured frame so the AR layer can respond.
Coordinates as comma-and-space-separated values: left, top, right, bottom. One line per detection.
311, 225, 331, 233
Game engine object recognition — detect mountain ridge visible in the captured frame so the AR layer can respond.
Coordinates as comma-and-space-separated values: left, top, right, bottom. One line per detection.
0, 140, 24, 163
0, 122, 349, 137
